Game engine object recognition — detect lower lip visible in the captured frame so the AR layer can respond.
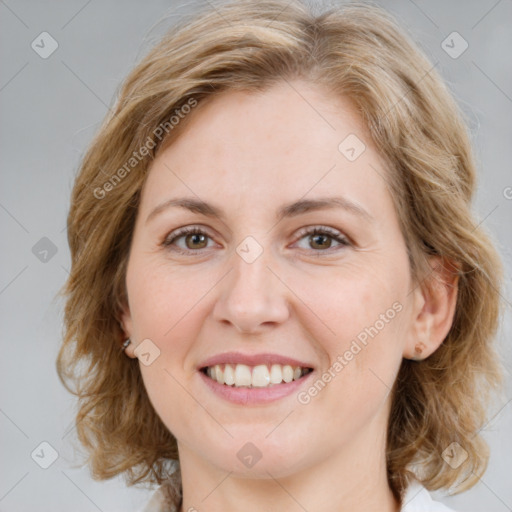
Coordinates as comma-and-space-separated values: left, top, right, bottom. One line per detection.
198, 370, 314, 405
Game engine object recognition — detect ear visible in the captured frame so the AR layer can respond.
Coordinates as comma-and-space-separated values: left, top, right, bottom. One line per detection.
119, 301, 137, 359
404, 256, 459, 360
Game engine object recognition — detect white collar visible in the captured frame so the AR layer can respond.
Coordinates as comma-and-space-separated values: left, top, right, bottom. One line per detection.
401, 480, 457, 511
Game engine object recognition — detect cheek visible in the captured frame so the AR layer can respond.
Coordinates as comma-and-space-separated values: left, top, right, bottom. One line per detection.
291, 262, 404, 345
124, 259, 209, 424
128, 251, 408, 374
293, 264, 406, 402
128, 263, 207, 433
126, 258, 210, 341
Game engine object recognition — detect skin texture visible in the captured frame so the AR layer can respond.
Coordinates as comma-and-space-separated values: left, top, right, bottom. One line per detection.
121, 80, 457, 512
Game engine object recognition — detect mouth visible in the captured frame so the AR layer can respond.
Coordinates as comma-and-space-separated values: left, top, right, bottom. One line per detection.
200, 363, 314, 388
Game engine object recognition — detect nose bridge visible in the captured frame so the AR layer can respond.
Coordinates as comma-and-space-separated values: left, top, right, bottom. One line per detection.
213, 236, 289, 333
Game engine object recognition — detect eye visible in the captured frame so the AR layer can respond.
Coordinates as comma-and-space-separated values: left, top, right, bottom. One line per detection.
162, 226, 215, 254
162, 225, 350, 256
293, 226, 350, 253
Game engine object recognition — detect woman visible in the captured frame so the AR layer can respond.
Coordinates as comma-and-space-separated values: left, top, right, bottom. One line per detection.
56, 1, 505, 511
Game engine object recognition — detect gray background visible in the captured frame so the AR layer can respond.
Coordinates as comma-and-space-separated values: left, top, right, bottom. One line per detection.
0, 0, 511, 511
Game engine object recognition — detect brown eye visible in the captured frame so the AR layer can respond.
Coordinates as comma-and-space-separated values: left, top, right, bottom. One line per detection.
184, 232, 208, 250
163, 227, 214, 254
310, 233, 333, 250
294, 226, 350, 253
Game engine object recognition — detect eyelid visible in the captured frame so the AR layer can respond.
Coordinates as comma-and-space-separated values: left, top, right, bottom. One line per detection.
162, 223, 351, 256
293, 225, 349, 242
291, 225, 350, 251
162, 225, 217, 249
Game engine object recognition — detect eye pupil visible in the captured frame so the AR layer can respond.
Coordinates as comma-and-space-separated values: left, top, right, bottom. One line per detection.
311, 234, 331, 250
186, 233, 207, 249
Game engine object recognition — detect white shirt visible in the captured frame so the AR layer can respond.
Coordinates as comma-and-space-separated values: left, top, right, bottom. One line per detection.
402, 480, 458, 511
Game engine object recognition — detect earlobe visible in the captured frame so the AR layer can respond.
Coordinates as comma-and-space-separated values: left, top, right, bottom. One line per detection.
411, 340, 427, 361
119, 304, 137, 358
404, 256, 459, 360
120, 334, 137, 359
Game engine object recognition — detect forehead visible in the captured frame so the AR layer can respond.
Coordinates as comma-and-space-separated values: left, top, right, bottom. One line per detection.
141, 80, 393, 220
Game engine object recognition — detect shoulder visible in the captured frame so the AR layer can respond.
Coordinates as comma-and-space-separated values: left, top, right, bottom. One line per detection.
401, 480, 459, 512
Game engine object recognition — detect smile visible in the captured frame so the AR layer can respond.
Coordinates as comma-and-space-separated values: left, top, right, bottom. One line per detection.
201, 363, 313, 388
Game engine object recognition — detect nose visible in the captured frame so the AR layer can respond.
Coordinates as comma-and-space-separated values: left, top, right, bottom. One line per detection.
212, 245, 290, 334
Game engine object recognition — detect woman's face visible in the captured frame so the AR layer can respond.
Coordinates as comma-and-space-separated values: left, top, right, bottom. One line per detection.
122, 80, 423, 478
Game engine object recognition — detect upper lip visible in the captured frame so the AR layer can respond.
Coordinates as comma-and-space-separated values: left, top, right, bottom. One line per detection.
198, 352, 315, 370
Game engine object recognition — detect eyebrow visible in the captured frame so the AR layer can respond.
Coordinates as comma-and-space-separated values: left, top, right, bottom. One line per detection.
145, 196, 374, 224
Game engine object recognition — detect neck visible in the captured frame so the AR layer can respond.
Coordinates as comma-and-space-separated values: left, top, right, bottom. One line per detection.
177, 417, 400, 512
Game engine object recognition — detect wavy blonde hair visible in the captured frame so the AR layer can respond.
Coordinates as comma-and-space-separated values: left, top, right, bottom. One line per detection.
56, 0, 505, 502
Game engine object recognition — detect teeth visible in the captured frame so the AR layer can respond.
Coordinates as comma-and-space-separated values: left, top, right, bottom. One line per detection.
269, 364, 283, 384
215, 365, 223, 383
282, 365, 293, 383
205, 363, 310, 388
234, 364, 252, 386
223, 363, 235, 385
252, 365, 270, 387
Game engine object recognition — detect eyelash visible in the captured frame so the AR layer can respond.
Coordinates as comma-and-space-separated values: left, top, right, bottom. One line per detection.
161, 225, 350, 256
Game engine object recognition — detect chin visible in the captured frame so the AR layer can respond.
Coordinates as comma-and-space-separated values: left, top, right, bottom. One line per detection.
203, 434, 314, 479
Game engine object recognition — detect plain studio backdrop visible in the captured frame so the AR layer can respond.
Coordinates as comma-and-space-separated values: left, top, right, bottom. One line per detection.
0, 1, 511, 511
